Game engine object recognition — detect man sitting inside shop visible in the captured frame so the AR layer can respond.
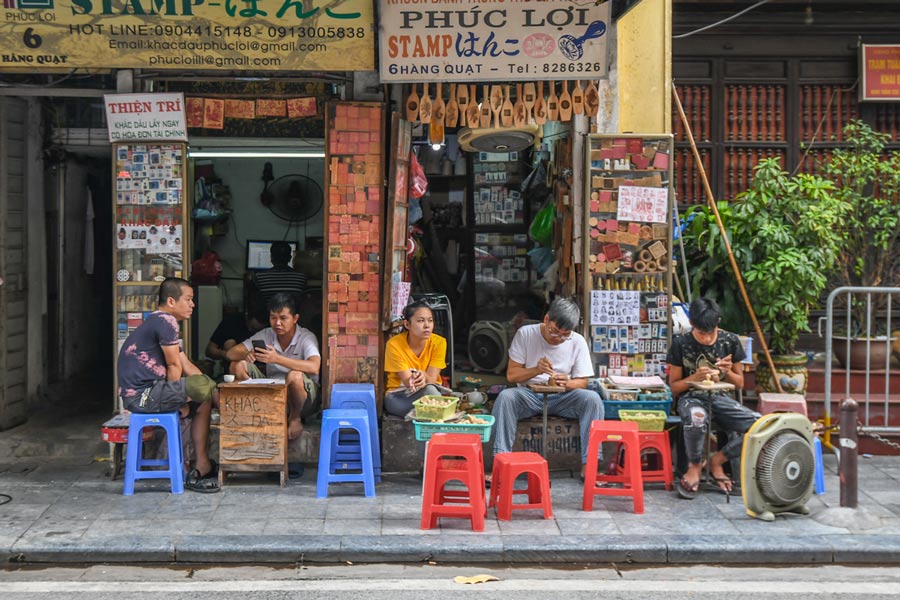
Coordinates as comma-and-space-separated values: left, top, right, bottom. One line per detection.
117, 277, 219, 493
252, 240, 307, 311
668, 296, 759, 499
205, 310, 264, 375
226, 292, 320, 441
491, 297, 604, 481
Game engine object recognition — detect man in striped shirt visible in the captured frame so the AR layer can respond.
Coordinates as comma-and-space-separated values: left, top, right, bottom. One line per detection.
252, 241, 307, 320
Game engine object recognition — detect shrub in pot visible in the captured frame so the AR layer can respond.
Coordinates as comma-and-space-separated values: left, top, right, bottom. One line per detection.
824, 120, 900, 368
678, 201, 753, 336
729, 158, 849, 393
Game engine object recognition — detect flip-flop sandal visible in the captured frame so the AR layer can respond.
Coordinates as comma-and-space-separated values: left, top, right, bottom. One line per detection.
713, 476, 734, 494
185, 468, 220, 493
675, 476, 699, 500
203, 460, 218, 479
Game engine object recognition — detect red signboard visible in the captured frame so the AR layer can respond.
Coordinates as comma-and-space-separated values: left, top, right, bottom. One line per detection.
861, 44, 900, 102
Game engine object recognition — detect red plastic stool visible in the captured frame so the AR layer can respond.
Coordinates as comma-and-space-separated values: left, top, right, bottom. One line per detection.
489, 452, 553, 520
612, 430, 674, 491
583, 420, 644, 514
421, 433, 487, 531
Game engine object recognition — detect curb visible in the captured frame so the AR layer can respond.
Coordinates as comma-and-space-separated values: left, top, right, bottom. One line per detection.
6, 534, 900, 565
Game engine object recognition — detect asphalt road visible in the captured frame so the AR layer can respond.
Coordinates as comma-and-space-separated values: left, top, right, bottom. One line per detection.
2, 563, 899, 599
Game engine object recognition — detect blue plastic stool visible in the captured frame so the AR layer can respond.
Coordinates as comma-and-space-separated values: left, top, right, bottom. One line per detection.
317, 409, 375, 498
330, 383, 382, 482
813, 437, 826, 495
123, 411, 184, 495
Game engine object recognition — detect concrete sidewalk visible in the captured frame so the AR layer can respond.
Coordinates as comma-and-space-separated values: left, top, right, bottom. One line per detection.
2, 399, 900, 565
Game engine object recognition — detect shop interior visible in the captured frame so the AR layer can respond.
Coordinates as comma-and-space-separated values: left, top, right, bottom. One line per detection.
184, 125, 574, 387
186, 141, 327, 366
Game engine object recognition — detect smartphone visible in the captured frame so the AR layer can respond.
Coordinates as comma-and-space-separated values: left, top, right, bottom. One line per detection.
251, 339, 267, 364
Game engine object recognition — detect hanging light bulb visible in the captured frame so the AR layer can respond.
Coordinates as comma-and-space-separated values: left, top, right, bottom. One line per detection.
431, 143, 443, 151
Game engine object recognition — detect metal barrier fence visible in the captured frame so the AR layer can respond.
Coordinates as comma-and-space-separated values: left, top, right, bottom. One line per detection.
820, 287, 900, 451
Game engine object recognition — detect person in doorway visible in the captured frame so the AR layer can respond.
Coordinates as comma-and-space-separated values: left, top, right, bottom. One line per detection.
251, 241, 307, 321
491, 297, 603, 481
205, 310, 264, 375
667, 296, 759, 499
383, 301, 449, 418
226, 292, 320, 441
116, 277, 219, 493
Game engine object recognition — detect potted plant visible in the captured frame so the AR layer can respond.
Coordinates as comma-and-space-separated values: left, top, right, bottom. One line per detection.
728, 157, 849, 393
678, 201, 753, 336
824, 120, 900, 368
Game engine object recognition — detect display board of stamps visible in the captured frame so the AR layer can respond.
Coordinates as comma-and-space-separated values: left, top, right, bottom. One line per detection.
111, 143, 189, 409
583, 135, 674, 378
323, 102, 385, 406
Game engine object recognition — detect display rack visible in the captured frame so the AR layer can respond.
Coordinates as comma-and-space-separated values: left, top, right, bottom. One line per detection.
467, 151, 533, 323
583, 134, 674, 379
112, 142, 190, 409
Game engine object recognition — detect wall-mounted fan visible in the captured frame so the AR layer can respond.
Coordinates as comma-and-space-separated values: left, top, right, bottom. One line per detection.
260, 172, 323, 223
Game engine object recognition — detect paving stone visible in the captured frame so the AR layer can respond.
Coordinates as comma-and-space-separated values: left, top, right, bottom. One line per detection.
324, 518, 382, 535
556, 518, 621, 535
496, 517, 560, 535
201, 518, 268, 535
263, 519, 325, 535
381, 518, 440, 535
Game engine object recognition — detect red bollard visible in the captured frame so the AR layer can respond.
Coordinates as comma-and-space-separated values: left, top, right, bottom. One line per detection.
839, 398, 858, 508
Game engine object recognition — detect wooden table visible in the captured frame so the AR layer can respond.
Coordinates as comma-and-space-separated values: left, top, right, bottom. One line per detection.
527, 384, 566, 459
217, 382, 288, 487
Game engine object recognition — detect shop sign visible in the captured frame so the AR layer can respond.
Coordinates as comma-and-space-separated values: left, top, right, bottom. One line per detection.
0, 0, 373, 72
104, 93, 187, 142
860, 44, 900, 101
379, 0, 611, 83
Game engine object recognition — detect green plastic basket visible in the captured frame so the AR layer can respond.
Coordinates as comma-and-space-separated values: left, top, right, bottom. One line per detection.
412, 395, 459, 422
618, 409, 667, 432
413, 415, 495, 442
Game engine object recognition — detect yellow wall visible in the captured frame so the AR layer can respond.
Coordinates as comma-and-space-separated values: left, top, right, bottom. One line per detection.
617, 0, 672, 134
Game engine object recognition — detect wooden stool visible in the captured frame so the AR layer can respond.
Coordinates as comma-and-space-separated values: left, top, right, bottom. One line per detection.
583, 420, 644, 513
420, 433, 486, 531
613, 430, 674, 491
489, 452, 553, 520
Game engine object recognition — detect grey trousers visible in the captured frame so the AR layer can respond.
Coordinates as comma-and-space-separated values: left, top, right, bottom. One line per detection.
677, 392, 760, 464
491, 386, 604, 464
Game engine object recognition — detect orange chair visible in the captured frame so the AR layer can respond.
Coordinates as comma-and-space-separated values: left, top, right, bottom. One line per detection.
420, 433, 487, 531
583, 420, 644, 514
489, 452, 553, 520
612, 430, 674, 491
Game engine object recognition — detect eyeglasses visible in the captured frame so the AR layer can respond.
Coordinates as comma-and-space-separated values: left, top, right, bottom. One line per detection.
545, 322, 572, 341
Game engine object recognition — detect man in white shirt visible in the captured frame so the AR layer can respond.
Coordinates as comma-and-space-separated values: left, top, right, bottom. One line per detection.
492, 297, 603, 479
227, 292, 320, 440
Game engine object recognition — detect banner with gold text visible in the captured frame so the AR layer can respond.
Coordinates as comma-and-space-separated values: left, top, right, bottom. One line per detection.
378, 0, 611, 83
0, 0, 374, 72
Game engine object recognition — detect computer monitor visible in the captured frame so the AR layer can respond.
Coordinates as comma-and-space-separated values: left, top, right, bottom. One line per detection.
246, 240, 298, 270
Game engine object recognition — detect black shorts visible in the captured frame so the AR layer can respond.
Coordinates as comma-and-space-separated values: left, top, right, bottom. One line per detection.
124, 379, 188, 414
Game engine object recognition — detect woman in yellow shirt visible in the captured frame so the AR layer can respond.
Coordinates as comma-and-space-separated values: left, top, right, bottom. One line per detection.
384, 301, 449, 417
